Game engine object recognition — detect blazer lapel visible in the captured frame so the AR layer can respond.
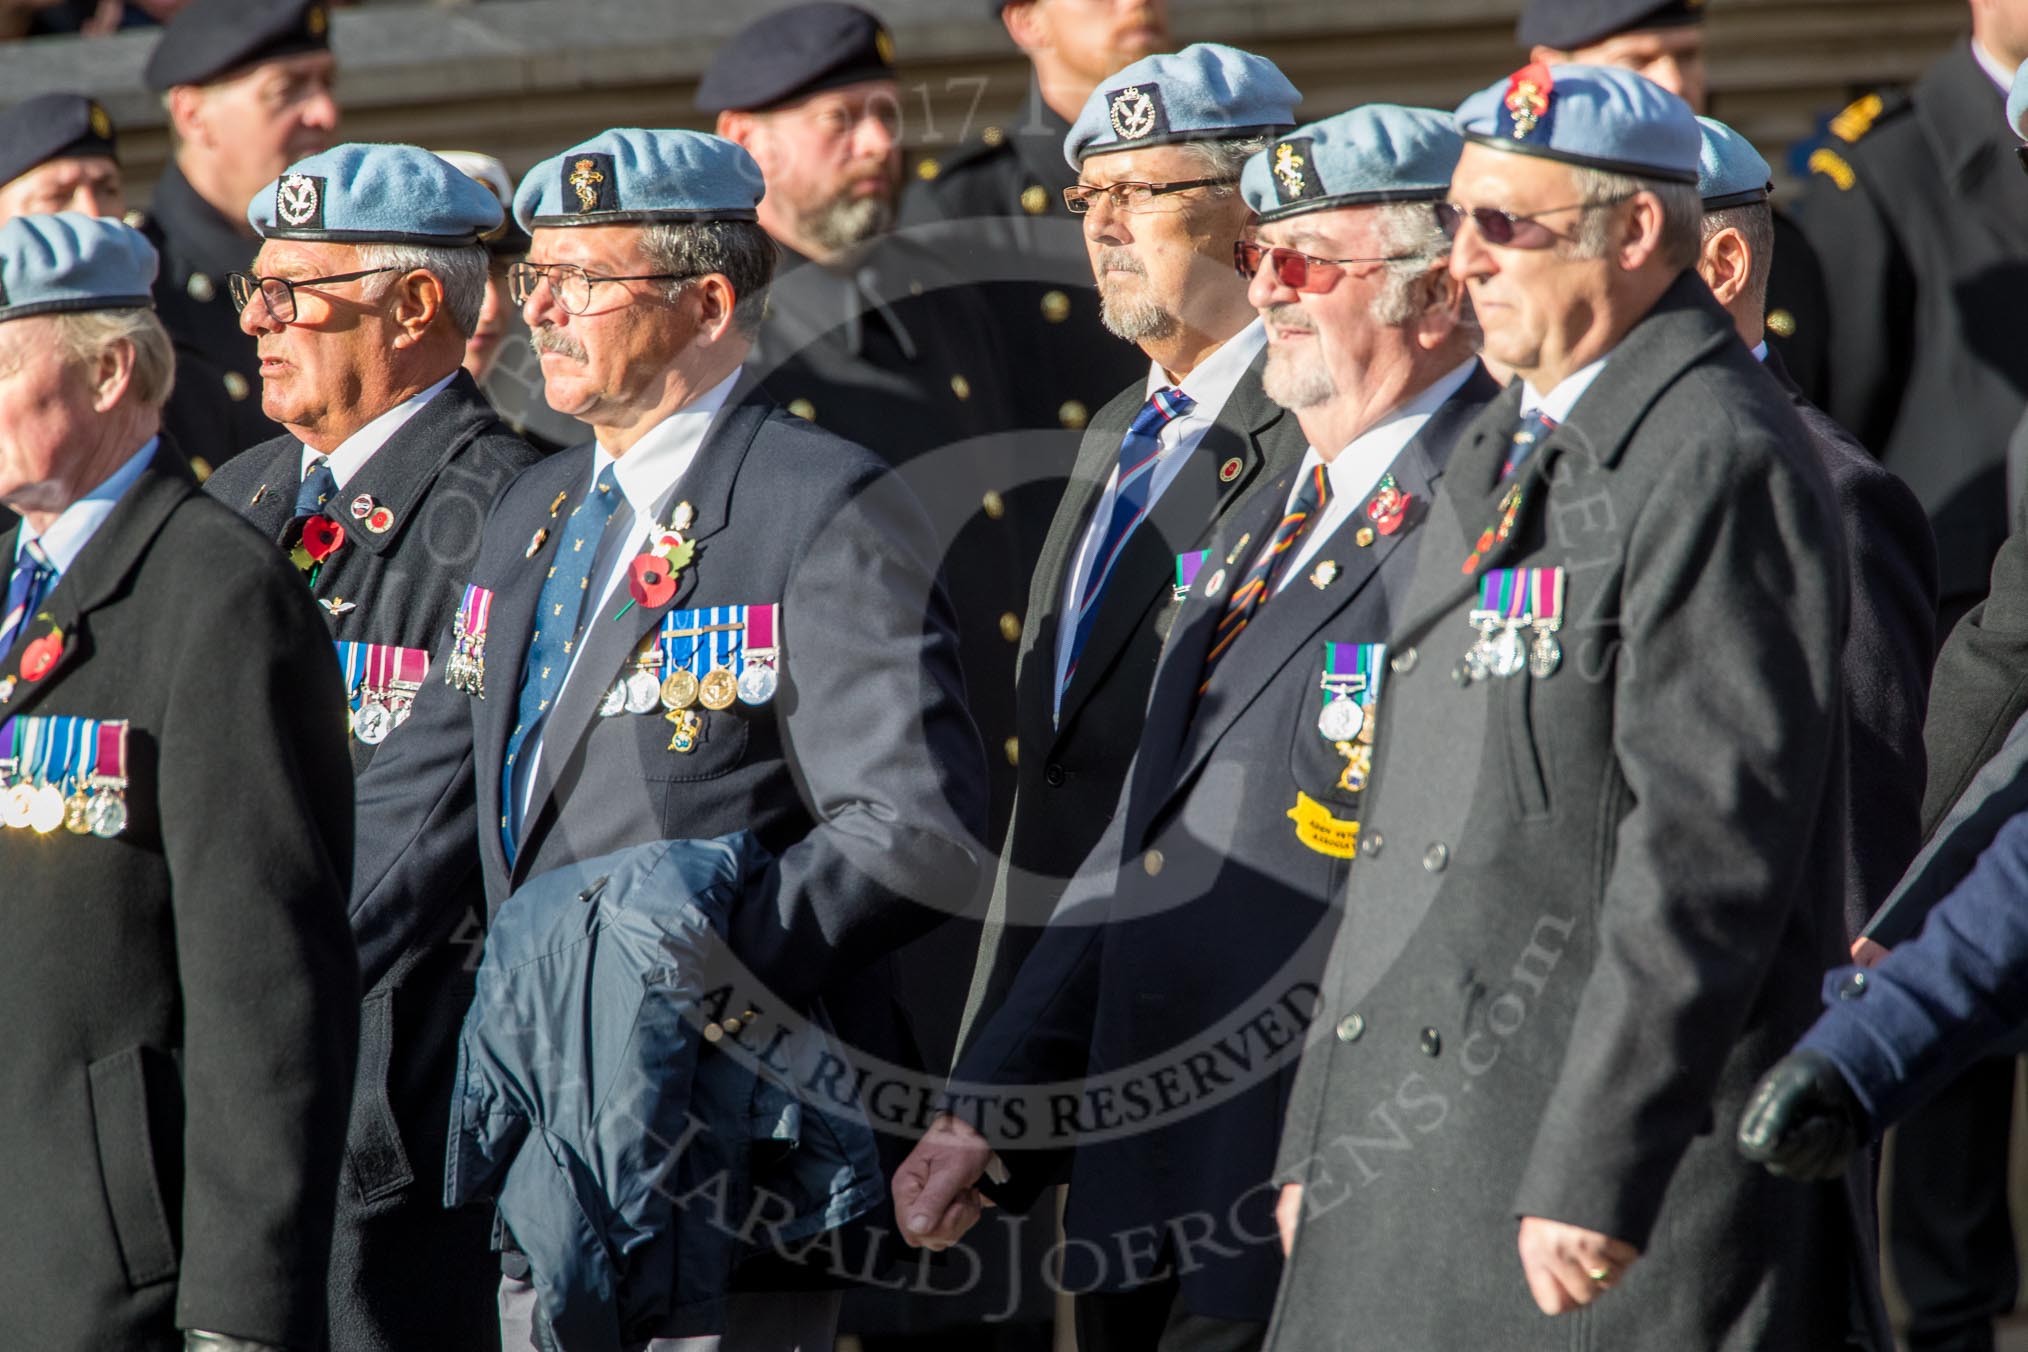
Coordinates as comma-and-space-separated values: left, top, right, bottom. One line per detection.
0, 463, 195, 720
512, 393, 772, 876
236, 439, 306, 544
329, 373, 497, 559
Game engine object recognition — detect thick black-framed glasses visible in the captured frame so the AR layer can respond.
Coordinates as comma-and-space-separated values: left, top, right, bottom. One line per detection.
1062, 176, 1234, 214
507, 262, 694, 314
226, 267, 395, 323
1233, 239, 1421, 293
1433, 193, 1633, 250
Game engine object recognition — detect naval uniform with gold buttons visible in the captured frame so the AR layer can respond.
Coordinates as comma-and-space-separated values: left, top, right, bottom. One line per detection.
1267, 273, 1861, 1351
959, 364, 1496, 1334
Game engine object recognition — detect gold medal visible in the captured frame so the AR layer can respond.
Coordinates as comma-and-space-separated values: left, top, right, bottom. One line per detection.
64, 790, 92, 834
699, 666, 738, 710
660, 668, 699, 710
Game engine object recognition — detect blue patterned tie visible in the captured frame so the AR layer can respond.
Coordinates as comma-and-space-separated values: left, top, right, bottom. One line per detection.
0, 538, 54, 661
1502, 409, 1556, 479
296, 455, 338, 518
500, 465, 624, 862
1060, 387, 1195, 702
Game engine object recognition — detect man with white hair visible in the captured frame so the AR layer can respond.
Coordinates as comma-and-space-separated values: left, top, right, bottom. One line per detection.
0, 211, 358, 1352
202, 142, 540, 1352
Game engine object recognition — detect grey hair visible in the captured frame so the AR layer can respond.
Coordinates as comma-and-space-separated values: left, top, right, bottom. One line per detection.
1173, 135, 1274, 200
1699, 200, 1776, 306
638, 220, 777, 335
353, 241, 489, 337
1563, 165, 1704, 270
47, 307, 175, 408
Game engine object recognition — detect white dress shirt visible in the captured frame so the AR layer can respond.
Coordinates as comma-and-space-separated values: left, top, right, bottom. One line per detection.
1275, 359, 1479, 591
1053, 319, 1268, 716
298, 371, 458, 487
511, 367, 743, 826
1520, 355, 1609, 425
16, 437, 159, 581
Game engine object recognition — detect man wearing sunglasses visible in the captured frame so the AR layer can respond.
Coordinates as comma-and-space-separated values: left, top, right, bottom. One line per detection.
952, 41, 1308, 1073
1268, 65, 1859, 1351
894, 103, 1493, 1352
200, 143, 541, 1352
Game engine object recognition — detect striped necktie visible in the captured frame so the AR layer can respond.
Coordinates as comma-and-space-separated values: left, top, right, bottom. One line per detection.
1060, 386, 1195, 702
0, 538, 54, 662
1198, 462, 1331, 690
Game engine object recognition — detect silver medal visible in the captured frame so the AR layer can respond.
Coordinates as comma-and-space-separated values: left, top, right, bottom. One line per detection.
737, 663, 778, 705
28, 782, 65, 834
1529, 626, 1562, 679
2, 783, 33, 829
353, 701, 394, 745
599, 680, 628, 718
625, 669, 663, 715
88, 792, 127, 838
1490, 623, 1528, 679
1318, 695, 1364, 743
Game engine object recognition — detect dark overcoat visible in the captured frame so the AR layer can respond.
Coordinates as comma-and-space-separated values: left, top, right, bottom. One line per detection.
0, 454, 358, 1350
1269, 276, 1864, 1351
204, 371, 539, 1352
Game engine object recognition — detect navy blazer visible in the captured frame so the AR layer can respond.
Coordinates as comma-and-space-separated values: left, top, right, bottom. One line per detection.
958, 369, 1496, 1320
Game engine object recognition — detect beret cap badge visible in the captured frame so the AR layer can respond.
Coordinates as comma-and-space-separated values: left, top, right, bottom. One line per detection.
88, 103, 110, 139
1502, 63, 1554, 142
565, 153, 619, 214
307, 4, 326, 35
276, 173, 323, 228
1108, 85, 1161, 141
1272, 140, 1315, 202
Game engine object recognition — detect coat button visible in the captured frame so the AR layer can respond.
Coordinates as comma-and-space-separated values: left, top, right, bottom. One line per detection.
1003, 737, 1019, 767
703, 1022, 724, 1042
999, 611, 1022, 642
1041, 290, 1071, 323
1059, 400, 1089, 430
1838, 971, 1869, 1000
1419, 1028, 1442, 1057
1336, 1013, 1365, 1043
1044, 763, 1066, 787
722, 1016, 743, 1035
981, 490, 1006, 519
1423, 842, 1448, 873
1363, 830, 1383, 857
1143, 849, 1164, 877
1390, 647, 1417, 675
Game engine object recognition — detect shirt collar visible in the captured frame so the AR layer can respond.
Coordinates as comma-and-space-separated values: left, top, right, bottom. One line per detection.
1972, 37, 2017, 94
1302, 358, 1479, 492
593, 366, 744, 520
18, 438, 159, 577
302, 370, 459, 488
1751, 339, 1769, 363
1144, 318, 1268, 411
1521, 355, 1610, 425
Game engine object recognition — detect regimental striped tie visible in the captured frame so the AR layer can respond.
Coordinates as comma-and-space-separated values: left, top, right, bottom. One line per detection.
0, 538, 54, 662
1198, 463, 1331, 692
1058, 386, 1196, 703
1503, 408, 1556, 479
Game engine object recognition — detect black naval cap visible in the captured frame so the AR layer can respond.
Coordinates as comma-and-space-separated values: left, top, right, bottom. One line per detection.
1517, 0, 1705, 51
693, 2, 897, 114
0, 94, 117, 188
144, 0, 331, 93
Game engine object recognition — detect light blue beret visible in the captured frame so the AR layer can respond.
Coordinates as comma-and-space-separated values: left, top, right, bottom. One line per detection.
1454, 62, 1699, 185
513, 129, 765, 232
249, 143, 505, 246
1694, 116, 1771, 209
2008, 62, 2028, 141
1064, 43, 1300, 169
1241, 105, 1462, 223
0, 212, 157, 323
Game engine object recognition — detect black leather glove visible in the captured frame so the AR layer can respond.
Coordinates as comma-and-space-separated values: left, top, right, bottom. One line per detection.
1735, 1049, 1870, 1181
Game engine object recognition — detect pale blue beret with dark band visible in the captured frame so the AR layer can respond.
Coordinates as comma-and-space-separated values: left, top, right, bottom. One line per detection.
513, 128, 765, 231
1694, 116, 1773, 209
1454, 62, 1700, 184
1064, 43, 1300, 169
0, 212, 157, 323
248, 143, 504, 246
1242, 105, 1463, 223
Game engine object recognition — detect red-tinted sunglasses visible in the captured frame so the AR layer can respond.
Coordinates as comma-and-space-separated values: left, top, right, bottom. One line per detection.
1232, 239, 1418, 293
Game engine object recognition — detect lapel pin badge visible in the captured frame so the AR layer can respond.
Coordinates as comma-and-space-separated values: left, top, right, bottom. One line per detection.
1310, 560, 1339, 590
1218, 457, 1243, 484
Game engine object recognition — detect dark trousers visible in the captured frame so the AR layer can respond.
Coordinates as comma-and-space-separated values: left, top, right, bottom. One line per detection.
1075, 1277, 1266, 1352
1890, 1056, 2021, 1352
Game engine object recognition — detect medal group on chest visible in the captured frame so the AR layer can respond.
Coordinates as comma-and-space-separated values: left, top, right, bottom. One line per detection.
0, 714, 131, 838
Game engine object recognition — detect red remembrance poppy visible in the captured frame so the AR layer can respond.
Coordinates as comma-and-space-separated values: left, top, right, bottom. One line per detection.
627, 554, 676, 608
20, 630, 62, 681
302, 516, 347, 562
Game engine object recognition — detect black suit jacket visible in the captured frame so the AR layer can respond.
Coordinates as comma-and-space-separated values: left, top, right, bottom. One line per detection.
1764, 348, 1938, 935
959, 346, 1308, 1053
0, 455, 358, 1350
204, 371, 538, 1351
962, 369, 1495, 1319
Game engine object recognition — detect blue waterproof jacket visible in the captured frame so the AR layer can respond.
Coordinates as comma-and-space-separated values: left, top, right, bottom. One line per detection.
445, 835, 883, 1350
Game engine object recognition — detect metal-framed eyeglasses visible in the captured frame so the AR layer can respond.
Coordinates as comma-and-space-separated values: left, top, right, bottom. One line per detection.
1233, 239, 1421, 294
226, 267, 396, 324
507, 262, 695, 315
1433, 193, 1634, 250
1062, 176, 1234, 215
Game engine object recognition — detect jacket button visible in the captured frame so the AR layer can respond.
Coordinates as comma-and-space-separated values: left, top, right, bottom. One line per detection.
999, 611, 1022, 642
982, 490, 1006, 519
1838, 971, 1870, 1000
1423, 842, 1448, 873
1336, 1013, 1365, 1043
1003, 737, 1020, 767
1143, 849, 1164, 877
1390, 647, 1417, 675
1363, 830, 1383, 857
722, 1016, 743, 1035
1452, 662, 1472, 686
703, 1022, 724, 1043
1419, 1028, 1442, 1057
1044, 763, 1066, 787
